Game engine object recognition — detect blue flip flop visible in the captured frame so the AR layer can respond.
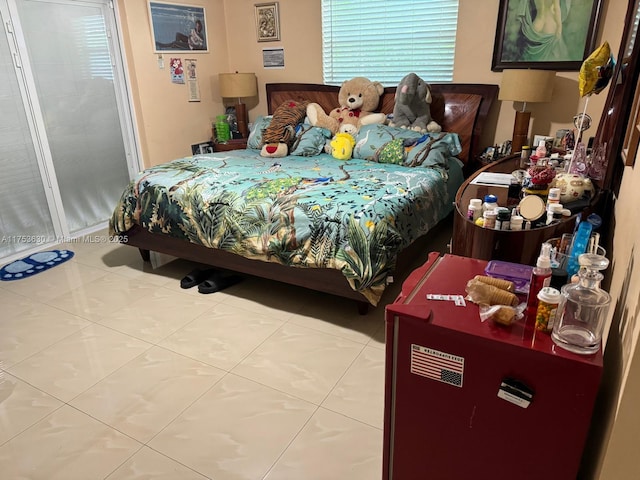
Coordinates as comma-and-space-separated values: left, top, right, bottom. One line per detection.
0, 249, 74, 281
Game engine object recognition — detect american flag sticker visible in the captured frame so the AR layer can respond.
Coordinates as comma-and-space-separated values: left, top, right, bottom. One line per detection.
410, 344, 464, 387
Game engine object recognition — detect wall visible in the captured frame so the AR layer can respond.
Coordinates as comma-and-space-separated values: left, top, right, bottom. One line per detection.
117, 0, 230, 167
118, 0, 626, 168
591, 157, 640, 479
115, 1, 639, 477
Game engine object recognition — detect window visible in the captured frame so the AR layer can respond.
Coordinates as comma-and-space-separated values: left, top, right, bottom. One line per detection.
321, 0, 459, 86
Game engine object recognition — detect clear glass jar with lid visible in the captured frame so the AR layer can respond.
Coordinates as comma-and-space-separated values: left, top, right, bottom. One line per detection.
551, 253, 611, 355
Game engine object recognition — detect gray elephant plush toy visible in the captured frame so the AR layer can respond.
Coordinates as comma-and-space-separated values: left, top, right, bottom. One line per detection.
389, 73, 441, 133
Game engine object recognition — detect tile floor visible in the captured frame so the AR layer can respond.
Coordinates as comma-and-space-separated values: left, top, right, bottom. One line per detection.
0, 220, 451, 479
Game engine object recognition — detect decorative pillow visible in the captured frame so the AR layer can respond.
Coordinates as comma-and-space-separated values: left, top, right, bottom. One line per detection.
290, 124, 332, 156
247, 115, 272, 149
352, 125, 422, 160
353, 124, 462, 168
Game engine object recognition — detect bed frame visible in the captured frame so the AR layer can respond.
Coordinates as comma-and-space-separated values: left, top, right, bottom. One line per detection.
121, 82, 498, 311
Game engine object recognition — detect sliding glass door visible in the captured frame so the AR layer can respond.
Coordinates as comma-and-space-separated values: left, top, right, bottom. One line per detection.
0, 0, 137, 261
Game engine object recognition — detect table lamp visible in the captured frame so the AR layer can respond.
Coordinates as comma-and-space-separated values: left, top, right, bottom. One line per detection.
219, 72, 258, 139
499, 69, 555, 153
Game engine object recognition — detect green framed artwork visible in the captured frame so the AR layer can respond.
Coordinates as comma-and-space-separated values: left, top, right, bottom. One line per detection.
492, 0, 602, 71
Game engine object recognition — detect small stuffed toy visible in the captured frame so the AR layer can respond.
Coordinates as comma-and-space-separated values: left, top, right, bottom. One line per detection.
306, 77, 387, 135
389, 73, 441, 133
330, 132, 356, 160
261, 99, 309, 157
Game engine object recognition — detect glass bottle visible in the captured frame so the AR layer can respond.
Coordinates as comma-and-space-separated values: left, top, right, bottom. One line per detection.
551, 253, 611, 355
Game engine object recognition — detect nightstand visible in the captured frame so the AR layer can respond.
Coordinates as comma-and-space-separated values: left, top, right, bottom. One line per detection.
213, 138, 247, 152
451, 154, 584, 265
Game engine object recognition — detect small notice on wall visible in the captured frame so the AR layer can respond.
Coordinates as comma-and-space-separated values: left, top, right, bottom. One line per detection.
185, 58, 200, 102
262, 48, 285, 69
170, 58, 184, 84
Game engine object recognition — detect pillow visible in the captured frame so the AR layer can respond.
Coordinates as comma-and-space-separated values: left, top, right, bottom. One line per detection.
353, 124, 462, 167
247, 115, 272, 149
352, 124, 422, 160
290, 124, 332, 156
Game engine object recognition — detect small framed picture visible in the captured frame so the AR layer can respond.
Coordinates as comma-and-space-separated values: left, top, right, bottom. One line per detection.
255, 2, 280, 42
191, 141, 213, 155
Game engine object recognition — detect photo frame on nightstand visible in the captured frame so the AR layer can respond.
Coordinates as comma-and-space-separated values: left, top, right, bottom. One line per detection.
191, 141, 213, 155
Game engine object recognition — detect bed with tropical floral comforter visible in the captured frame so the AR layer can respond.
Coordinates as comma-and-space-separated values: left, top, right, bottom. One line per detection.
110, 130, 464, 305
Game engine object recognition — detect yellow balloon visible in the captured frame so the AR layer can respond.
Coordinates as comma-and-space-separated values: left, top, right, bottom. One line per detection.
579, 42, 612, 97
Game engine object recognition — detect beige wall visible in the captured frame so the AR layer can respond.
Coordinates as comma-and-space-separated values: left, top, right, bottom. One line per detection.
594, 158, 640, 479
117, 0, 230, 167
116, 1, 639, 477
118, 0, 626, 168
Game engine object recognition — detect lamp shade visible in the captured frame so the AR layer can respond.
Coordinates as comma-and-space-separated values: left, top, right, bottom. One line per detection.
219, 72, 257, 99
498, 69, 555, 103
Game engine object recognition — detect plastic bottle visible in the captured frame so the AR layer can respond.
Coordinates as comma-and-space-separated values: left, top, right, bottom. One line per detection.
526, 242, 553, 318
495, 207, 511, 230
467, 198, 482, 221
519, 146, 531, 168
215, 114, 230, 142
482, 194, 498, 213
483, 209, 497, 229
547, 187, 561, 208
546, 203, 564, 225
535, 139, 547, 158
535, 286, 561, 333
510, 214, 524, 231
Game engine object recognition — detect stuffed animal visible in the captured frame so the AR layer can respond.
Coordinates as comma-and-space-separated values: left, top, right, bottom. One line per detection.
389, 73, 441, 133
330, 132, 356, 160
261, 99, 309, 157
306, 77, 387, 135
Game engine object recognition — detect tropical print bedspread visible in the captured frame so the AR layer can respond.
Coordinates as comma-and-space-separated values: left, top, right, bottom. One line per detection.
110, 149, 463, 305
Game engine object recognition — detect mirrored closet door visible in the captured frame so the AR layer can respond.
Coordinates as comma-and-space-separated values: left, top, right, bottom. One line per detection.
0, 0, 138, 262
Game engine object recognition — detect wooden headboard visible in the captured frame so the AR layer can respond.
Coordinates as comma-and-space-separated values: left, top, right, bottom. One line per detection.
266, 83, 498, 166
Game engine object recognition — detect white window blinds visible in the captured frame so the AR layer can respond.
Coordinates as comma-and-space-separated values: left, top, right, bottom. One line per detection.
321, 0, 459, 86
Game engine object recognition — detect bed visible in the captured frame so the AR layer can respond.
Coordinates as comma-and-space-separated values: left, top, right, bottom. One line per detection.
110, 82, 498, 310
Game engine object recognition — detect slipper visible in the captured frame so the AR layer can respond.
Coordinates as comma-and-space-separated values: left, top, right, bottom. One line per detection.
197, 272, 243, 294
180, 268, 216, 289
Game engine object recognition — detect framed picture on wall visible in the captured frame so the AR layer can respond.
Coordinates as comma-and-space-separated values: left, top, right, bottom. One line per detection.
149, 1, 208, 53
491, 0, 602, 71
255, 2, 280, 42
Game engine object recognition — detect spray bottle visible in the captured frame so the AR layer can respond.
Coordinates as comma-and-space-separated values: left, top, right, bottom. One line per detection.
526, 242, 553, 321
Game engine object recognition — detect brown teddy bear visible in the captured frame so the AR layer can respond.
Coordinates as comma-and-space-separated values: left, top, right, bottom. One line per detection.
306, 77, 387, 135
260, 99, 309, 158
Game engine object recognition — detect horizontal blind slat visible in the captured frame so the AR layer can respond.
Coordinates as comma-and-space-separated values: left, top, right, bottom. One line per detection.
322, 0, 458, 85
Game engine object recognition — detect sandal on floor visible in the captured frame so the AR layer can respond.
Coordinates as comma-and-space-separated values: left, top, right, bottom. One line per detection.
180, 268, 216, 289
197, 272, 243, 294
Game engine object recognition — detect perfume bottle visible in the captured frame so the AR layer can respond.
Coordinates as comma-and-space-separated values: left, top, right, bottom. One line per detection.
551, 253, 611, 355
